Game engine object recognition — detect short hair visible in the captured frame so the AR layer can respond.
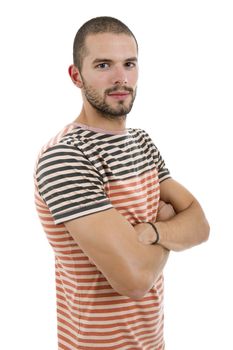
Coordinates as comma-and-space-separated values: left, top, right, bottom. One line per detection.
73, 16, 138, 71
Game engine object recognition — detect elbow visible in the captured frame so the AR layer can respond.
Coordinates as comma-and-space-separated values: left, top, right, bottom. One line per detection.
190, 218, 210, 249
115, 272, 155, 300
200, 218, 210, 244
123, 286, 150, 300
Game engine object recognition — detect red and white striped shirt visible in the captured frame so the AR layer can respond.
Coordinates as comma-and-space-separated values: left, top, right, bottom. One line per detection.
34, 122, 171, 350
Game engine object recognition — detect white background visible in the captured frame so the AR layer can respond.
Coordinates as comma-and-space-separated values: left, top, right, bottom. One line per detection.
0, 1, 232, 349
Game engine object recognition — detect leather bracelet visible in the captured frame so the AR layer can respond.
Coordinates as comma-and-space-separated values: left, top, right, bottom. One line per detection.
147, 222, 160, 245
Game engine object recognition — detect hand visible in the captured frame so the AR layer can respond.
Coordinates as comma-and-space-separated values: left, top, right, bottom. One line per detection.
156, 200, 176, 222
134, 222, 155, 245
134, 201, 176, 245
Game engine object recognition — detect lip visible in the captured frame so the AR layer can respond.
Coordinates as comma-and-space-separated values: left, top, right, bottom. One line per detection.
107, 92, 130, 100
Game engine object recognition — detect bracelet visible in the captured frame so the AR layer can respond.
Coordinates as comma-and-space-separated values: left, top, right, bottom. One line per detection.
147, 222, 160, 245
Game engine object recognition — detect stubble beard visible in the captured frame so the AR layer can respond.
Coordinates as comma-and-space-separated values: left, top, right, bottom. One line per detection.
82, 79, 137, 120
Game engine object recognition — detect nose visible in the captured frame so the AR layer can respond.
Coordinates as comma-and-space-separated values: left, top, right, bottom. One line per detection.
112, 66, 128, 85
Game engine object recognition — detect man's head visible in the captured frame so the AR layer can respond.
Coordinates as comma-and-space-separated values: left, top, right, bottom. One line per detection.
69, 17, 138, 120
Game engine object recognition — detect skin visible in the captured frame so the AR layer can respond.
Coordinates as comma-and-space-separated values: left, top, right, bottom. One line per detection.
66, 32, 210, 299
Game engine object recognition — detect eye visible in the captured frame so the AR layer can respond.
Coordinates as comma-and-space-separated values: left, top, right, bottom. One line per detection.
125, 61, 136, 69
96, 63, 110, 69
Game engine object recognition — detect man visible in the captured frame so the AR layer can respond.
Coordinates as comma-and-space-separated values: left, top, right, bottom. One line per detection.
34, 16, 209, 350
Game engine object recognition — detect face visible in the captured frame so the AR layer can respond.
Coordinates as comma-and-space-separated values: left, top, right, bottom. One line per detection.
79, 33, 138, 119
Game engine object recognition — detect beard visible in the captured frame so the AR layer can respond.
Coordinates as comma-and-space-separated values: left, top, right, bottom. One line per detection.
82, 79, 137, 120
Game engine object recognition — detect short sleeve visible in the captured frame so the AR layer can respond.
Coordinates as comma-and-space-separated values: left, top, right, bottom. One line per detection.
140, 129, 171, 183
36, 143, 113, 224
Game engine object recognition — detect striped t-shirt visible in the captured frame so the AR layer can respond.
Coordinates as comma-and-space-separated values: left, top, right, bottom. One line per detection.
34, 122, 171, 350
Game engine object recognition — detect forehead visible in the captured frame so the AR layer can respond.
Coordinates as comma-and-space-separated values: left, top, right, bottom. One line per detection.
84, 33, 138, 61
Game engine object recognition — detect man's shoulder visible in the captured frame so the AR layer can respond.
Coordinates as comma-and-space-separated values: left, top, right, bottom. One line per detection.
128, 128, 154, 143
34, 123, 81, 174
38, 123, 80, 156
132, 127, 153, 134
128, 127, 150, 137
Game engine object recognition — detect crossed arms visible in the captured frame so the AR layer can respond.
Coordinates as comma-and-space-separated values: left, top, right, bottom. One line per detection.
65, 178, 210, 300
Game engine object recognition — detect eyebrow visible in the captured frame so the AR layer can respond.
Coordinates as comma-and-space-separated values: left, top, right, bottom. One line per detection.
92, 57, 138, 65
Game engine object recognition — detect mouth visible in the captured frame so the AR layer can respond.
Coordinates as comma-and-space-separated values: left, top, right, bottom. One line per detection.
107, 91, 131, 100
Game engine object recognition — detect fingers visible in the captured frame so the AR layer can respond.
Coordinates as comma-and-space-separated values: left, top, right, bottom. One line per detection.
157, 201, 176, 221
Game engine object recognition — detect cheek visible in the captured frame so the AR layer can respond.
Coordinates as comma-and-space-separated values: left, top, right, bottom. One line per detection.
128, 70, 138, 86
97, 73, 113, 87
88, 77, 109, 95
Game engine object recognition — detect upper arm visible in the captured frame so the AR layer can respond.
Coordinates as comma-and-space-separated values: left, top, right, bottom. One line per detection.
160, 178, 196, 213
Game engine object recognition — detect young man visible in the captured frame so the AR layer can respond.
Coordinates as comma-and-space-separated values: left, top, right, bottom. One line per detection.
34, 16, 209, 350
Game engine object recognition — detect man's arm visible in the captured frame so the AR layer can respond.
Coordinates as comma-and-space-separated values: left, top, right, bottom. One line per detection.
155, 178, 210, 251
65, 208, 169, 300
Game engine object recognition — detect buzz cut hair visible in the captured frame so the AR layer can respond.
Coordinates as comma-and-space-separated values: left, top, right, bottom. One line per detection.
73, 16, 138, 71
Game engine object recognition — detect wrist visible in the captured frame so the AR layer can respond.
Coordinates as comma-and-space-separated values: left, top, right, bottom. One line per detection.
154, 221, 168, 247
147, 222, 160, 245
136, 221, 168, 247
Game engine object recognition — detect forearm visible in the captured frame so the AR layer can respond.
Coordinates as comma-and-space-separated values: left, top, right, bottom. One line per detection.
156, 200, 210, 251
132, 223, 170, 288
108, 223, 170, 300
138, 237, 169, 281
128, 200, 174, 291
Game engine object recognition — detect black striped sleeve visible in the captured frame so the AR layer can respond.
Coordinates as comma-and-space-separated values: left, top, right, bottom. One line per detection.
140, 129, 171, 183
36, 143, 113, 224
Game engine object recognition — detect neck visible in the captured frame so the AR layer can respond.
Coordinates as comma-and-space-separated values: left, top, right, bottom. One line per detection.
74, 105, 127, 132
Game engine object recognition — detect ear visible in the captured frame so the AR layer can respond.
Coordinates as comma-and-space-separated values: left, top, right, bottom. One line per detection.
68, 64, 83, 88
